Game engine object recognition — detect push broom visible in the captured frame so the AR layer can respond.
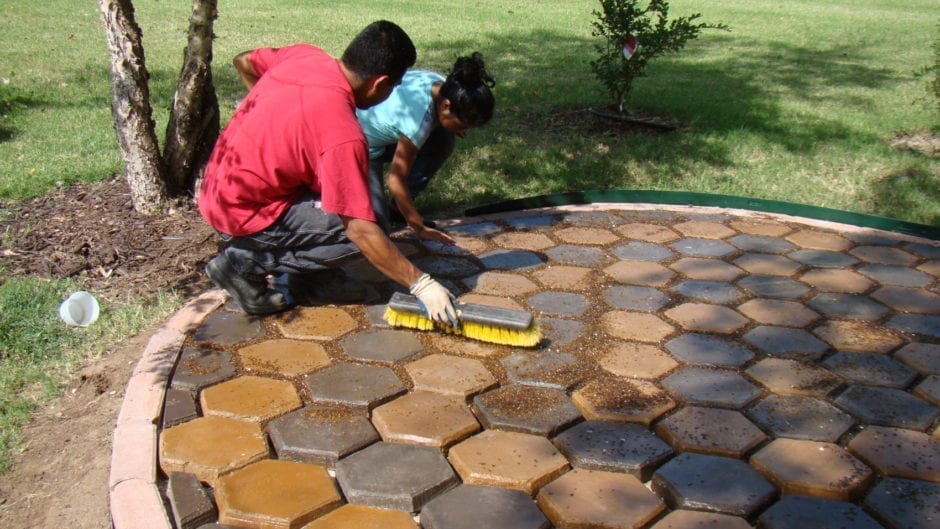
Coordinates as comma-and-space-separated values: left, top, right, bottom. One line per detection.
383, 292, 541, 347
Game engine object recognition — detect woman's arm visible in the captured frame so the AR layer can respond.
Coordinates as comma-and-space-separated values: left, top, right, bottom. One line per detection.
386, 136, 455, 244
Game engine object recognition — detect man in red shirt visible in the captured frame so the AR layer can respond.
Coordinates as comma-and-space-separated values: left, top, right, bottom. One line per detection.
199, 21, 457, 326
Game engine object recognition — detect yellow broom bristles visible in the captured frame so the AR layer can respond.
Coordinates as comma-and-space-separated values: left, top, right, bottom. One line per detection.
384, 307, 542, 347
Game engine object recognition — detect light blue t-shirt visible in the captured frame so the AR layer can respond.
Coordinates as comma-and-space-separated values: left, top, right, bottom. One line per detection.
357, 70, 444, 160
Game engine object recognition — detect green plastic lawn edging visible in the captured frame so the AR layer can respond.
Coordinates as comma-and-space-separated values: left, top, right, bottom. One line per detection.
464, 190, 940, 241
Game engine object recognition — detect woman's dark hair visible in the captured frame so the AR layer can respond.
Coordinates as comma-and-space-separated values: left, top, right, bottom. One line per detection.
440, 52, 495, 127
342, 20, 416, 83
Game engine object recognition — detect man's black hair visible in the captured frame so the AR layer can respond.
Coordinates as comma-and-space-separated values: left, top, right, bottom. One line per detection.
341, 20, 416, 83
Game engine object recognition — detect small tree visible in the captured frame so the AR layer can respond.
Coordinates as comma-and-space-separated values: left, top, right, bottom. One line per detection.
590, 0, 728, 112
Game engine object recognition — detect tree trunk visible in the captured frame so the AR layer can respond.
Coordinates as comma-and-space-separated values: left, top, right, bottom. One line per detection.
163, 0, 220, 197
98, 0, 167, 214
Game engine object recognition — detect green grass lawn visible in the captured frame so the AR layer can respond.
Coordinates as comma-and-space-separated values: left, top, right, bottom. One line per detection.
0, 0, 937, 470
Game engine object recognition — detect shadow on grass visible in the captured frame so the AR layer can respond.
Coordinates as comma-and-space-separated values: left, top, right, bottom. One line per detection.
868, 164, 939, 226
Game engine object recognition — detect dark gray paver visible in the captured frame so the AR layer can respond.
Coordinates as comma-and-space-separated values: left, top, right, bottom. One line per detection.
835, 385, 940, 431
895, 343, 940, 375
665, 333, 755, 367
662, 367, 761, 409
808, 293, 890, 321
737, 275, 809, 299
655, 406, 766, 458
303, 363, 406, 410
479, 249, 545, 271
191, 311, 263, 346
472, 385, 581, 436
538, 317, 584, 347
170, 347, 237, 393
863, 478, 940, 529
447, 221, 502, 236
420, 485, 550, 529
544, 244, 610, 267
788, 249, 859, 268
340, 329, 424, 364
505, 215, 556, 229
565, 210, 629, 226
266, 406, 378, 468
412, 255, 481, 277
860, 264, 932, 287
502, 350, 584, 390
889, 314, 940, 338
728, 234, 796, 254
757, 494, 884, 529
671, 280, 745, 304
611, 241, 675, 262
822, 352, 918, 388
162, 387, 199, 429
552, 420, 673, 481
905, 241, 940, 258
851, 245, 919, 266
743, 326, 830, 361
671, 238, 737, 257
335, 442, 459, 512
651, 453, 777, 517
526, 291, 588, 316
747, 394, 854, 442
603, 285, 671, 312
167, 472, 217, 529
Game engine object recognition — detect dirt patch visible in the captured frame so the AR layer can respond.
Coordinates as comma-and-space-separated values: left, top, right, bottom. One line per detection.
887, 131, 940, 157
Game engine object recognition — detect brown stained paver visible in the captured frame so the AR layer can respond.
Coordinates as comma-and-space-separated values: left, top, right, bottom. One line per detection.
751, 439, 874, 501
785, 229, 853, 251
670, 257, 745, 281
372, 391, 480, 449
159, 416, 268, 485
238, 339, 331, 378
602, 311, 675, 342
745, 358, 842, 397
812, 320, 904, 353
916, 376, 940, 405
449, 430, 569, 494
599, 342, 678, 379
798, 268, 873, 293
604, 260, 676, 286
665, 303, 749, 334
734, 253, 802, 276
729, 217, 792, 237
919, 259, 940, 276
463, 271, 539, 296
302, 504, 418, 529
531, 265, 592, 290
651, 510, 752, 529
536, 469, 665, 529
738, 299, 820, 327
457, 293, 525, 311
276, 306, 358, 340
673, 220, 736, 239
848, 426, 940, 482
618, 222, 680, 243
405, 354, 496, 398
491, 232, 555, 251
200, 376, 302, 423
555, 226, 621, 245
572, 376, 676, 425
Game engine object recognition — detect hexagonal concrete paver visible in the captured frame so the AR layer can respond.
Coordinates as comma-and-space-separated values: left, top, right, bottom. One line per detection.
448, 430, 569, 494
848, 425, 940, 482
170, 347, 237, 393
238, 339, 331, 378
808, 293, 889, 321
798, 268, 873, 294
162, 388, 198, 429
734, 253, 801, 276
336, 441, 459, 512
747, 394, 854, 442
556, 226, 620, 245
822, 352, 918, 388
215, 459, 342, 528
738, 299, 820, 327
737, 275, 809, 299
651, 510, 752, 529
463, 271, 539, 296
303, 363, 406, 411
266, 406, 378, 468
166, 471, 216, 529
302, 504, 418, 529
729, 217, 792, 237
745, 358, 842, 397
671, 280, 745, 304
472, 385, 580, 436
674, 220, 736, 239
850, 245, 919, 266
545, 244, 610, 267
888, 313, 940, 338
789, 249, 859, 268
895, 343, 940, 375
743, 326, 830, 361
491, 231, 555, 251
553, 420, 673, 481
670, 238, 737, 258
372, 391, 480, 448
501, 350, 584, 390
916, 375, 940, 405
604, 260, 675, 286
603, 285, 671, 312
536, 469, 666, 529
527, 291, 588, 316
651, 453, 777, 517
572, 376, 676, 425
662, 367, 760, 409
602, 311, 675, 342
532, 265, 592, 290
665, 333, 755, 368
341, 329, 424, 364
599, 341, 678, 379
200, 375, 302, 423
757, 495, 884, 529
420, 485, 550, 529
618, 222, 680, 243
276, 306, 358, 340
728, 234, 797, 254
655, 406, 766, 458
611, 241, 675, 262
835, 385, 940, 431
664, 303, 749, 334
670, 257, 745, 281
192, 311, 264, 346
863, 477, 940, 529
159, 416, 268, 485
873, 286, 940, 314
479, 249, 545, 271
751, 438, 873, 500
861, 264, 933, 287
414, 254, 483, 277
785, 229, 852, 251
406, 354, 497, 398
812, 320, 904, 354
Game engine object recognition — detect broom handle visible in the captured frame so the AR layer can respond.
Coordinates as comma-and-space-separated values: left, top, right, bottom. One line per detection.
388, 292, 533, 330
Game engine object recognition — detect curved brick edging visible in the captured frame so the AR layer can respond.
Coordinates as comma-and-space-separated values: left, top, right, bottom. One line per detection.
108, 290, 227, 529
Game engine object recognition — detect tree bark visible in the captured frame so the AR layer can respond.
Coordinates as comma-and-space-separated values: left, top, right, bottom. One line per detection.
163, 0, 220, 197
98, 0, 167, 214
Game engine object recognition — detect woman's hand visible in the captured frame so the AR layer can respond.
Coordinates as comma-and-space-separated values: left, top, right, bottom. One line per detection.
413, 224, 456, 245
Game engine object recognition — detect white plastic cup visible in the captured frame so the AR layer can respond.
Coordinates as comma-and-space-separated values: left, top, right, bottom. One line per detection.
59, 291, 100, 327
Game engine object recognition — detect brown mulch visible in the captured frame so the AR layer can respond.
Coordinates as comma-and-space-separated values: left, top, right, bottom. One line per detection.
0, 176, 219, 305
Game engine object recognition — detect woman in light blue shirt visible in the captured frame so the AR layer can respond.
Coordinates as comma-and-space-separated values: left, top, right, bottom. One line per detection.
357, 52, 495, 243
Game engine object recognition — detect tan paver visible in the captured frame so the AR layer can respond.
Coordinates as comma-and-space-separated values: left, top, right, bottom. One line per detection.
738, 299, 820, 327
799, 269, 873, 293
599, 342, 678, 379
603, 311, 675, 342
751, 439, 873, 500
650, 509, 752, 529
674, 220, 736, 239
670, 258, 744, 281
572, 377, 676, 425
448, 430, 569, 494
604, 261, 675, 286
216, 459, 342, 528
405, 354, 497, 398
785, 230, 852, 251
463, 271, 539, 296
848, 426, 940, 482
371, 391, 480, 449
239, 339, 331, 378
301, 504, 418, 529
734, 253, 802, 276
537, 469, 665, 529
729, 218, 792, 237
200, 375, 302, 423
276, 307, 357, 340
428, 334, 503, 358
918, 259, 940, 277
745, 358, 842, 397
532, 265, 593, 290
665, 303, 749, 334
159, 416, 268, 485
617, 222, 680, 243
813, 320, 904, 353
490, 232, 555, 251
457, 293, 525, 311
556, 226, 621, 245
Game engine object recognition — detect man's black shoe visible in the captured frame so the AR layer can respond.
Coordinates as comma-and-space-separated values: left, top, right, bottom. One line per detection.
277, 268, 374, 305
205, 255, 291, 315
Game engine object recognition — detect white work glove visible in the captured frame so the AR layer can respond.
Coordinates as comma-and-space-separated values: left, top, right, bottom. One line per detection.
410, 273, 459, 328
